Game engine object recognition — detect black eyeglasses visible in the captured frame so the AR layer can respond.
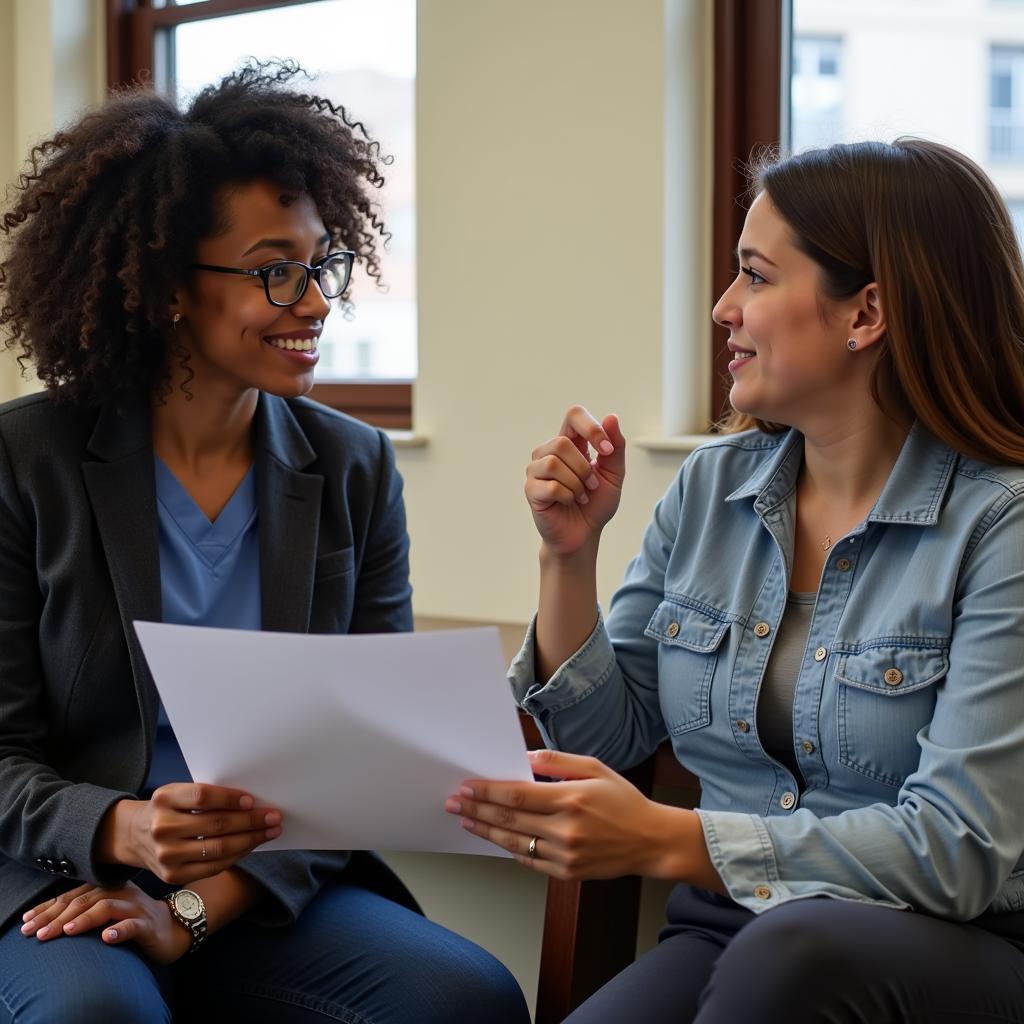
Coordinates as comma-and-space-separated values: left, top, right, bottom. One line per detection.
192, 250, 355, 308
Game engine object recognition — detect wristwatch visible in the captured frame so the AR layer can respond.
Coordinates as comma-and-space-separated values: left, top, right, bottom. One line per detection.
163, 889, 207, 954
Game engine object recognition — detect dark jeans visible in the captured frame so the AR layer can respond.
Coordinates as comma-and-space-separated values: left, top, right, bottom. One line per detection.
565, 884, 1024, 1024
0, 881, 530, 1024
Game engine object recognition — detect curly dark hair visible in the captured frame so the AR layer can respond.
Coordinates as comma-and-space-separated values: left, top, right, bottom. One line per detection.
0, 60, 390, 406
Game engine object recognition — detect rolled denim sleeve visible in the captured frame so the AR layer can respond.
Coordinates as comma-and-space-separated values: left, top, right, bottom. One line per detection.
510, 611, 618, 751
701, 487, 1024, 920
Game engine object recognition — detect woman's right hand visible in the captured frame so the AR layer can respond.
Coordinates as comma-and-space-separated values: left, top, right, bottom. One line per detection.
525, 406, 626, 557
96, 783, 282, 885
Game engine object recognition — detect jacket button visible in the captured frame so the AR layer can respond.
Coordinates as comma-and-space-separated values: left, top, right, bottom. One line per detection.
754, 621, 770, 638
883, 667, 903, 686
666, 621, 680, 638
814, 646, 827, 662
736, 719, 750, 733
754, 885, 772, 900
58, 860, 73, 875
836, 557, 852, 571
780, 792, 796, 810
802, 740, 815, 754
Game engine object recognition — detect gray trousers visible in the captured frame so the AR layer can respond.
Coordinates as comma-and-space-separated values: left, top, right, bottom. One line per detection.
565, 884, 1024, 1023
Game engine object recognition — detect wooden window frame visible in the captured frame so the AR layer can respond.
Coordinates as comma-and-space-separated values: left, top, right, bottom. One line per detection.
710, 0, 786, 421
106, 0, 413, 429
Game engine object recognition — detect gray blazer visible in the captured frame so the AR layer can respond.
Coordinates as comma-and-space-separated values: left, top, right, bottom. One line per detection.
0, 390, 417, 931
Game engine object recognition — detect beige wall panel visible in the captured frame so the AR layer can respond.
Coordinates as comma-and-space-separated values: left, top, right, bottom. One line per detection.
401, 0, 705, 626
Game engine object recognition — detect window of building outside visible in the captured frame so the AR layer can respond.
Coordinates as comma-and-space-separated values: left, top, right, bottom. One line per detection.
790, 36, 842, 156
991, 47, 1024, 159
109, 0, 416, 427
789, 0, 1024, 249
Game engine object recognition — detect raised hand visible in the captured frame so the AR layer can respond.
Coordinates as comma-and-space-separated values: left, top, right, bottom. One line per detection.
525, 406, 626, 558
96, 782, 282, 885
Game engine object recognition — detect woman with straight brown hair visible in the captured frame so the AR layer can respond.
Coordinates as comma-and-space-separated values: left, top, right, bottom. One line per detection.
449, 139, 1024, 1022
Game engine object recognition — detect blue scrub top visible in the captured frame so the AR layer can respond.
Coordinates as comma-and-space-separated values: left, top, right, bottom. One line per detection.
143, 455, 262, 795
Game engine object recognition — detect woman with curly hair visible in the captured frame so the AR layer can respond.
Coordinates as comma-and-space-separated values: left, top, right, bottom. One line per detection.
0, 63, 529, 1024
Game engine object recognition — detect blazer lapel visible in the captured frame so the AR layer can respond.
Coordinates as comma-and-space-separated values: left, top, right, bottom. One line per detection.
81, 399, 162, 771
255, 395, 323, 633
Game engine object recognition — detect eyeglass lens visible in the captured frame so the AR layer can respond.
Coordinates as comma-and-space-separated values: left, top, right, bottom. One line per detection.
267, 254, 351, 304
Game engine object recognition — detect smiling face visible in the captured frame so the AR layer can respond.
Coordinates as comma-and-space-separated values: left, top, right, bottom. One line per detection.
712, 192, 875, 430
172, 179, 333, 400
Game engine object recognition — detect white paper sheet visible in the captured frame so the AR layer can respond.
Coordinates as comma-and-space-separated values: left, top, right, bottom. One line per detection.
133, 622, 533, 856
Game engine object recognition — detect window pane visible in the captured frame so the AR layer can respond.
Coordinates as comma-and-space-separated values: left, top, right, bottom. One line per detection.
170, 0, 416, 382
790, 37, 843, 156
789, 1, 1024, 250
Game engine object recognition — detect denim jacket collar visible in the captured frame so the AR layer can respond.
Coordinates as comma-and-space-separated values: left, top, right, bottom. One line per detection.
724, 420, 958, 528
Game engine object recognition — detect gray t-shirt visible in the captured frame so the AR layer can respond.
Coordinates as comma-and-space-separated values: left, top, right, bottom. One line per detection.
756, 590, 815, 784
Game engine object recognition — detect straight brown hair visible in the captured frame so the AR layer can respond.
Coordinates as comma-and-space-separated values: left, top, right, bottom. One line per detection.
720, 139, 1024, 465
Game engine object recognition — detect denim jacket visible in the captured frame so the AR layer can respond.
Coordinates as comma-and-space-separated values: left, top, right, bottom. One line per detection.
510, 423, 1024, 920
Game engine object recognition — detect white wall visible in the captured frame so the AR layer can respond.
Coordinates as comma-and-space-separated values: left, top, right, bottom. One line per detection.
404, 0, 711, 625
0, 0, 105, 396
0, 0, 18, 398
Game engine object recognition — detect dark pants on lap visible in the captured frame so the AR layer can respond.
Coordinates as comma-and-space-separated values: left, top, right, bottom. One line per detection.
565, 884, 1024, 1024
0, 881, 529, 1024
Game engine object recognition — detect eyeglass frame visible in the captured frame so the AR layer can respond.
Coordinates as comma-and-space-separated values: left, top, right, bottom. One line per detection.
191, 250, 356, 308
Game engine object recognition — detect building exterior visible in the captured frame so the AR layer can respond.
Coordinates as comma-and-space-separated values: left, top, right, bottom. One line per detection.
792, 0, 1024, 233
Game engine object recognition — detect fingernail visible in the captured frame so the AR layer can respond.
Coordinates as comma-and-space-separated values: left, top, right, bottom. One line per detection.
527, 750, 540, 759
239, 795, 254, 810
445, 798, 462, 814
36, 926, 49, 939
20, 922, 33, 934
63, 922, 76, 934
461, 818, 476, 831
22, 910, 34, 922
459, 785, 474, 798
264, 812, 281, 826
106, 929, 118, 941
266, 827, 282, 839
577, 492, 589, 505
599, 441, 614, 455
586, 474, 599, 490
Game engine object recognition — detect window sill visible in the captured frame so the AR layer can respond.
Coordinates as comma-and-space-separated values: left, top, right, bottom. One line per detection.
633, 434, 715, 454
385, 429, 429, 448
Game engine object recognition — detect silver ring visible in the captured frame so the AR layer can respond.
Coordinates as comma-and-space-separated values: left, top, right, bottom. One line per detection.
528, 836, 538, 859
197, 835, 207, 859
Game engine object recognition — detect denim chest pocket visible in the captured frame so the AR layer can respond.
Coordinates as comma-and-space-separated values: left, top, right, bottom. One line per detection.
835, 642, 948, 787
645, 600, 730, 736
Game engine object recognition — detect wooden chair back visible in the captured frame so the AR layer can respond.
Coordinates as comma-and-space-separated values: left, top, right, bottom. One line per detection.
519, 714, 700, 1023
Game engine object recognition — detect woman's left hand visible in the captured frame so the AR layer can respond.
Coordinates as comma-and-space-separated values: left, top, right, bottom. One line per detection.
20, 881, 191, 964
446, 749, 701, 881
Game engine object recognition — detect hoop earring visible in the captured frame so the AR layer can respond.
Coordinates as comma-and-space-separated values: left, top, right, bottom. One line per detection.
847, 338, 857, 351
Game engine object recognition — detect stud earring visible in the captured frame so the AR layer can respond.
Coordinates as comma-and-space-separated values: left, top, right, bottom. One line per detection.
847, 338, 857, 351
172, 313, 182, 326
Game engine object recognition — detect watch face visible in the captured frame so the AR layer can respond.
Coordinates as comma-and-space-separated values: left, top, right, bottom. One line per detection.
174, 891, 202, 920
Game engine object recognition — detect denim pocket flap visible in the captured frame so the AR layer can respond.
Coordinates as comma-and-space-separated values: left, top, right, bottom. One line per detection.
645, 600, 730, 653
836, 644, 948, 696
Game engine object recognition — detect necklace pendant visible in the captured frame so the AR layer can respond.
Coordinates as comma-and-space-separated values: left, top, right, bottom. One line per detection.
822, 535, 832, 551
